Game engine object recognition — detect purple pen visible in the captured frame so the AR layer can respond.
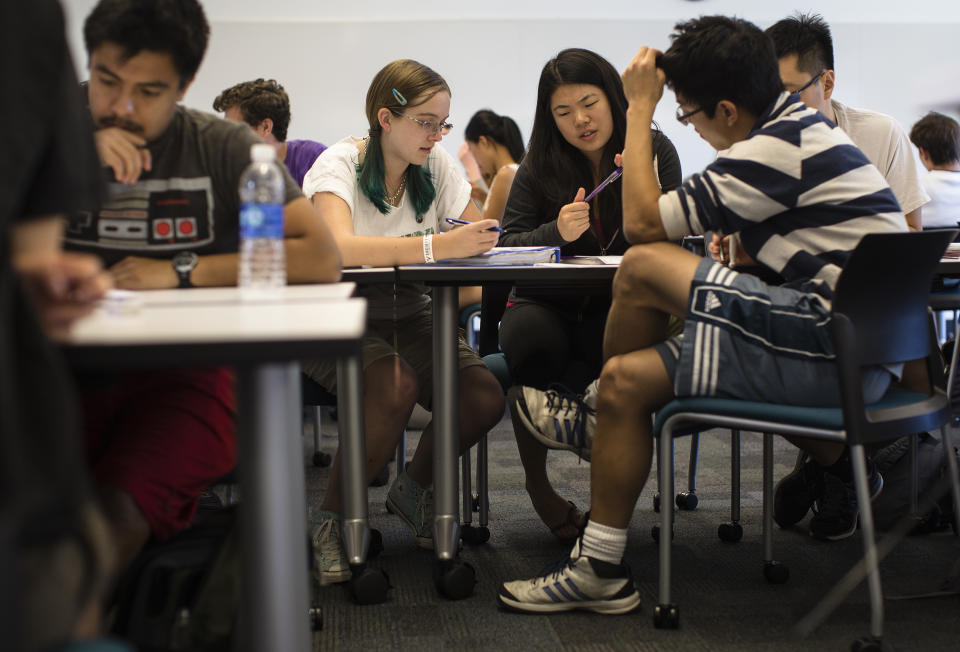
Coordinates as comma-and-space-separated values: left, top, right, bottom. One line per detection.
583, 167, 623, 202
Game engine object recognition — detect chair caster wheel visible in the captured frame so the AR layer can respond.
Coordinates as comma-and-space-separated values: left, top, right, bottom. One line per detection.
651, 525, 673, 542
763, 561, 789, 584
461, 524, 490, 545
434, 558, 476, 600
308, 606, 323, 632
676, 491, 698, 510
653, 603, 679, 629
348, 565, 390, 605
369, 465, 389, 487
368, 528, 384, 559
653, 492, 661, 513
717, 521, 743, 542
312, 450, 332, 467
471, 495, 480, 513
851, 636, 886, 652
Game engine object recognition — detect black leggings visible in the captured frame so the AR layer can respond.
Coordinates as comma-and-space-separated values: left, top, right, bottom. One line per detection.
498, 296, 610, 392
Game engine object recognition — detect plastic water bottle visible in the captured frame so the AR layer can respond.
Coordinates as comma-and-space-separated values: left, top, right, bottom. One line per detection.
239, 143, 285, 295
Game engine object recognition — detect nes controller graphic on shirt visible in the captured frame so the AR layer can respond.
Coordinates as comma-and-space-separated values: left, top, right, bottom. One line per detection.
66, 177, 215, 251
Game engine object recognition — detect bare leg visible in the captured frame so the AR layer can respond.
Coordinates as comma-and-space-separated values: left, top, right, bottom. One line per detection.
603, 243, 701, 361
321, 355, 418, 512
98, 486, 151, 575
512, 417, 584, 533
590, 349, 676, 528
405, 365, 505, 485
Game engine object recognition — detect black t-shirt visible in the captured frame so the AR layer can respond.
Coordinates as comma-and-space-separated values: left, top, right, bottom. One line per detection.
0, 0, 102, 646
65, 106, 302, 265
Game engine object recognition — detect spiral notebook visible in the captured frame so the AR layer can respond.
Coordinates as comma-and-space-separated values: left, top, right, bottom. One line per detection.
435, 246, 561, 266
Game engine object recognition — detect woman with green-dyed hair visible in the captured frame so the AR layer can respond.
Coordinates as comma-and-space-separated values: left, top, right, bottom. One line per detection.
301, 59, 505, 586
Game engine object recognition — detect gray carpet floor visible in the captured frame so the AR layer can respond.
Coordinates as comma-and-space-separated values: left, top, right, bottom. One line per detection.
304, 408, 960, 651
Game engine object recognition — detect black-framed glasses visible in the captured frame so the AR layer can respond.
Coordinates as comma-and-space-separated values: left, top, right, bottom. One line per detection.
791, 70, 826, 95
675, 105, 704, 126
390, 110, 453, 136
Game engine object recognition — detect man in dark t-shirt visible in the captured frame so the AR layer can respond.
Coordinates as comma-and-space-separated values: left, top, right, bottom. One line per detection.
213, 78, 327, 188
1, 0, 115, 647
68, 0, 341, 574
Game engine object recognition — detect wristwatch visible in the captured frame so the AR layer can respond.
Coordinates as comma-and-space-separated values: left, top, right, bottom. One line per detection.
172, 251, 199, 288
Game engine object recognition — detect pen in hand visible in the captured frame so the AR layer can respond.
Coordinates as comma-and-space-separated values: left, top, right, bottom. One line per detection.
445, 217, 504, 233
583, 167, 623, 202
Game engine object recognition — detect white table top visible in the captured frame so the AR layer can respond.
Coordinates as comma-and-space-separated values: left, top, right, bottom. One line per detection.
64, 286, 367, 369
112, 282, 356, 307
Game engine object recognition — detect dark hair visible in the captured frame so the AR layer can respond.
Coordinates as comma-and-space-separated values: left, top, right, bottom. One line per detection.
360, 59, 450, 217
765, 13, 835, 76
660, 15, 783, 119
464, 110, 525, 164
213, 79, 291, 141
525, 48, 627, 221
910, 112, 960, 165
83, 0, 209, 88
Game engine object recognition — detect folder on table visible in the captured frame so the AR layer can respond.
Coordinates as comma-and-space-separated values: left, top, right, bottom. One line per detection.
436, 246, 561, 266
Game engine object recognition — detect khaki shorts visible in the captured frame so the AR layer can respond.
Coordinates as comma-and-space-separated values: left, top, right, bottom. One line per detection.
302, 306, 486, 409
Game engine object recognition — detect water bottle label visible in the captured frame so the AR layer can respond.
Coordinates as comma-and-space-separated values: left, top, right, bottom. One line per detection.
240, 203, 284, 239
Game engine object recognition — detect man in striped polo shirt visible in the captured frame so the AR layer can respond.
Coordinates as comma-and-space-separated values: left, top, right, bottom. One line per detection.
501, 15, 906, 615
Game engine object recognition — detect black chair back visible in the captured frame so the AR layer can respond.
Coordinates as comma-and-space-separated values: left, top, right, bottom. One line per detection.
831, 229, 956, 444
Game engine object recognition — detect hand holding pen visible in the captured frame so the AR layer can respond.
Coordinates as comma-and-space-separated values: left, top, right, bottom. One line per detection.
445, 217, 503, 233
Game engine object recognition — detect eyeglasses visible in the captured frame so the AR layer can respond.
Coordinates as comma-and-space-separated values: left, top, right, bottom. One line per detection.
675, 105, 704, 126
791, 70, 826, 95
390, 110, 453, 136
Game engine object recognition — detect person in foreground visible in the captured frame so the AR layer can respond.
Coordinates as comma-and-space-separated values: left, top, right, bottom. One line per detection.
499, 15, 905, 614
302, 59, 505, 585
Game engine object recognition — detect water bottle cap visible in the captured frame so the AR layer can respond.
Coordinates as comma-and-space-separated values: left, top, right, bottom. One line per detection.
250, 143, 276, 162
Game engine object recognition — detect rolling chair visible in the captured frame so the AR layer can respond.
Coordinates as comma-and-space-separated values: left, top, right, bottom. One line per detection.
649, 230, 960, 652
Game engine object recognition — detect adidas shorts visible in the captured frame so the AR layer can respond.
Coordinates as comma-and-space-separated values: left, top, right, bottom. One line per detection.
654, 258, 891, 406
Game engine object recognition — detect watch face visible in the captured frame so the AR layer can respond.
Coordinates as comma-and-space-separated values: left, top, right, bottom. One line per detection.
173, 251, 198, 272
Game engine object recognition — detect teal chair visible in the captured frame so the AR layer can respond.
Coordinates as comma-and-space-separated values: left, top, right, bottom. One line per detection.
651, 230, 960, 651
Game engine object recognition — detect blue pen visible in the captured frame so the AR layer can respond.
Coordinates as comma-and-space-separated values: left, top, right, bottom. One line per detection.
445, 217, 504, 233
583, 167, 623, 202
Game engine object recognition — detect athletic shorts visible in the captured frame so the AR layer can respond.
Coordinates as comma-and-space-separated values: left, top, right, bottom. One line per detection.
654, 259, 892, 406
81, 367, 237, 541
302, 305, 487, 409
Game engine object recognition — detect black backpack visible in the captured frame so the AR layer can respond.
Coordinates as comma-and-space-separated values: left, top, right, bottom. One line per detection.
111, 506, 241, 651
871, 433, 960, 533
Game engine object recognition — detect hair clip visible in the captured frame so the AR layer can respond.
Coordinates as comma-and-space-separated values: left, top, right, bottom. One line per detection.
392, 88, 407, 106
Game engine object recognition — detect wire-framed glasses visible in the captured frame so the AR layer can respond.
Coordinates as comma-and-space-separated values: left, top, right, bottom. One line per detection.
390, 110, 453, 136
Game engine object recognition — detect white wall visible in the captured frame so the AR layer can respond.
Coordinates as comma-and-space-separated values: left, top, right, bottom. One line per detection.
63, 0, 960, 177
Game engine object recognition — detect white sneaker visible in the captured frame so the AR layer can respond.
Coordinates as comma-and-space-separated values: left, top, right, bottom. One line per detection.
310, 510, 351, 586
498, 538, 641, 614
512, 381, 598, 461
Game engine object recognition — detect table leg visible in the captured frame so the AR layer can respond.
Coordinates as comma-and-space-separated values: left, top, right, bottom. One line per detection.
237, 363, 310, 652
432, 284, 460, 560
337, 355, 370, 564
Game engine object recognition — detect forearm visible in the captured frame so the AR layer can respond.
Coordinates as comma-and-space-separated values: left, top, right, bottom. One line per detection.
904, 207, 922, 232
10, 215, 63, 268
622, 106, 666, 243
335, 234, 429, 267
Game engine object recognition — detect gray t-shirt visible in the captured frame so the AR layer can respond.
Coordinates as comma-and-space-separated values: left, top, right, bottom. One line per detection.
65, 106, 302, 265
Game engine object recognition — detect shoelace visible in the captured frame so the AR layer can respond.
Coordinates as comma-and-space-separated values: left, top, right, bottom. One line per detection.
315, 518, 343, 561
531, 551, 577, 585
544, 383, 595, 452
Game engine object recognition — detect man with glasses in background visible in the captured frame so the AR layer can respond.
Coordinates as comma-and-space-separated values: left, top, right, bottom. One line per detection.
766, 13, 928, 232
764, 13, 930, 538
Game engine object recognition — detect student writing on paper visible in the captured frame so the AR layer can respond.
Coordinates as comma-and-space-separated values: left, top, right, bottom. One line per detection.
301, 59, 505, 586
498, 48, 681, 542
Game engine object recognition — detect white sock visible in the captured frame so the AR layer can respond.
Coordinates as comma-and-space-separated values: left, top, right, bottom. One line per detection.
581, 520, 627, 565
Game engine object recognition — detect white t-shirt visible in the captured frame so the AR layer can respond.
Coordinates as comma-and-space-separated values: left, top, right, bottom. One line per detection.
919, 169, 960, 228
303, 136, 472, 318
831, 100, 929, 216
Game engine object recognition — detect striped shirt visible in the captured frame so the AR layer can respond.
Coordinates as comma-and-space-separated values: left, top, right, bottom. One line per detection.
658, 91, 906, 304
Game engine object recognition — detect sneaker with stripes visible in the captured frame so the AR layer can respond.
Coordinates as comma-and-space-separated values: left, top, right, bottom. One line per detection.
512, 381, 597, 462
497, 538, 641, 615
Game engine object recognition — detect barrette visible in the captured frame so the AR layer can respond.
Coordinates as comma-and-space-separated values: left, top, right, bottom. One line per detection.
392, 88, 407, 106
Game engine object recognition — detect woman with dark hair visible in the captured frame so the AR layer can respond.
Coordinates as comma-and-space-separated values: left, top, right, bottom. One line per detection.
464, 109, 525, 222
302, 59, 505, 585
499, 48, 681, 541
